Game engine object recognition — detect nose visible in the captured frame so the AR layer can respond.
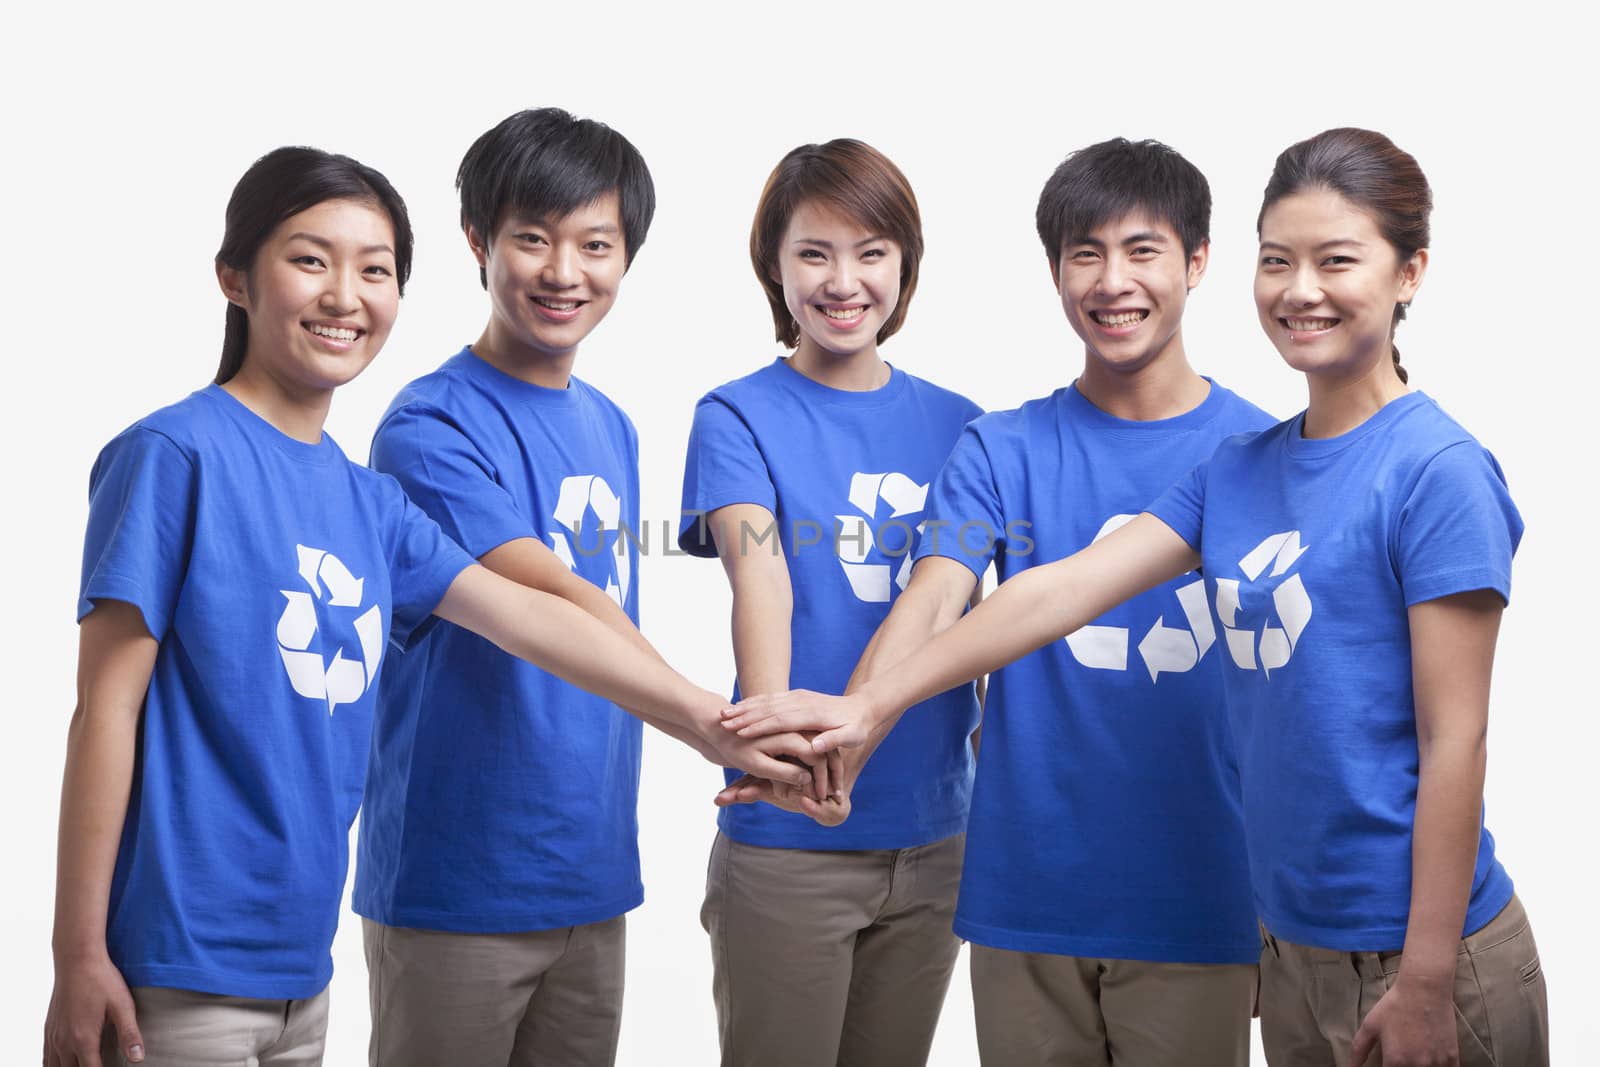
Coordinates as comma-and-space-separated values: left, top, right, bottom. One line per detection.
542, 243, 581, 288
824, 257, 858, 298
1285, 265, 1323, 308
320, 267, 359, 316
1094, 254, 1133, 299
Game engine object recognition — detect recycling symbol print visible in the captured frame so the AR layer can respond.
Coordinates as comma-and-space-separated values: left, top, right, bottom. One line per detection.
1064, 514, 1218, 682
547, 474, 631, 607
835, 471, 928, 603
276, 544, 385, 714
1214, 530, 1313, 674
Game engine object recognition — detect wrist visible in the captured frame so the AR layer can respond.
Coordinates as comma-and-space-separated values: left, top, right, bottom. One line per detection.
52, 935, 110, 966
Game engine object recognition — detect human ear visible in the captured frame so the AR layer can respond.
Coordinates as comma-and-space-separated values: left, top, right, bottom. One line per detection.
1397, 247, 1428, 304
1048, 253, 1062, 294
1186, 239, 1211, 291
464, 224, 490, 269
216, 262, 249, 309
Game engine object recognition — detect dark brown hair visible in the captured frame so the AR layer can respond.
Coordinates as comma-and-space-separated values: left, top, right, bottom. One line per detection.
749, 139, 923, 349
1257, 128, 1430, 384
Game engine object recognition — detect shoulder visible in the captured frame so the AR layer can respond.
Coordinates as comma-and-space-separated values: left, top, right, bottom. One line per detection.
697, 361, 786, 409
962, 390, 1059, 445
568, 375, 639, 439
100, 389, 224, 469
1204, 380, 1280, 433
898, 369, 981, 415
374, 354, 481, 433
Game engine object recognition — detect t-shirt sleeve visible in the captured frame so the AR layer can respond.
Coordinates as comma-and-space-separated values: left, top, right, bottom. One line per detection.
78, 427, 197, 639
1394, 442, 1524, 607
913, 425, 1002, 580
381, 480, 478, 652
677, 396, 777, 558
1144, 459, 1210, 551
370, 404, 532, 559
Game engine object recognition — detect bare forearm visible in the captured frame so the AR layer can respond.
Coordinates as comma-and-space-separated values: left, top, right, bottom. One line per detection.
439, 569, 705, 728
853, 518, 1193, 730
53, 709, 138, 961
1402, 734, 1487, 976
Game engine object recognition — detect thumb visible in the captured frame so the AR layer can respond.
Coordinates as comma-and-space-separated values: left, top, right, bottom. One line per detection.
1346, 1020, 1377, 1067
109, 988, 145, 1063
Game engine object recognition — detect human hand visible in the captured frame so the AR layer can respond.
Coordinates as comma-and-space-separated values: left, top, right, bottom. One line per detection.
689, 690, 832, 798
715, 746, 851, 825
1347, 970, 1458, 1066
719, 689, 875, 754
45, 951, 144, 1066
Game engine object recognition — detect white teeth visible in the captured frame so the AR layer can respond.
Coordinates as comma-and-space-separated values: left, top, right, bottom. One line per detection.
1095, 310, 1146, 327
821, 306, 866, 320
309, 324, 358, 341
1285, 317, 1338, 331
535, 299, 579, 310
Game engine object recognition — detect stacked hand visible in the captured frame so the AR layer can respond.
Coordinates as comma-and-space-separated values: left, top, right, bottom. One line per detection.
710, 689, 880, 826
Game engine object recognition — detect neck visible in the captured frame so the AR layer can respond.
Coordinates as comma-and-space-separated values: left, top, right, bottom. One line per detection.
1302, 348, 1409, 439
221, 360, 331, 445
1074, 339, 1210, 421
473, 322, 575, 390
788, 337, 890, 392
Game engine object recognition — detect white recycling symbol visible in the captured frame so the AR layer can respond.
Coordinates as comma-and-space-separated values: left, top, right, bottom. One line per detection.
1214, 530, 1313, 675
547, 474, 630, 607
1063, 513, 1218, 682
835, 471, 928, 604
276, 544, 384, 714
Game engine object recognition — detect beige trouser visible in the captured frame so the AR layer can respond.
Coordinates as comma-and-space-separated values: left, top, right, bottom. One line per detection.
1260, 894, 1549, 1066
701, 831, 964, 1067
970, 943, 1255, 1066
362, 915, 626, 1067
99, 985, 329, 1066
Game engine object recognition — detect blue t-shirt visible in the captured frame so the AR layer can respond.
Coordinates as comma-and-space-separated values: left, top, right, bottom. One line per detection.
918, 381, 1272, 964
356, 348, 645, 933
78, 386, 472, 999
1147, 391, 1523, 951
680, 358, 983, 850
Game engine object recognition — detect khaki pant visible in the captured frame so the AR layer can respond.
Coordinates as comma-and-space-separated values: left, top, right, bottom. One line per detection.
701, 831, 964, 1067
1260, 894, 1548, 1066
100, 985, 328, 1066
362, 915, 626, 1067
970, 943, 1255, 1066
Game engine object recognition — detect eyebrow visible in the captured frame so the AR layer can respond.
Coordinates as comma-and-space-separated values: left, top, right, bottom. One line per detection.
286, 232, 395, 256
1067, 231, 1170, 249
1258, 238, 1369, 252
791, 234, 888, 248
509, 215, 621, 236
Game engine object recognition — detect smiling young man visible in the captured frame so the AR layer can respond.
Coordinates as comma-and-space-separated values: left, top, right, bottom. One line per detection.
353, 108, 665, 1067
834, 139, 1276, 1065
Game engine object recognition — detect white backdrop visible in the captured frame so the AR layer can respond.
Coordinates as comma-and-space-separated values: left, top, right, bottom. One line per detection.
5, 3, 1593, 1063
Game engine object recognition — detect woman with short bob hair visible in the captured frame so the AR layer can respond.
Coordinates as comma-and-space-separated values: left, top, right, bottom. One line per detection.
725, 128, 1550, 1067
679, 138, 982, 1067
44, 146, 816, 1067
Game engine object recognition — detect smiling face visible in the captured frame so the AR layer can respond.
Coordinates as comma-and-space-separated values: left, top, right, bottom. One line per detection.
1255, 187, 1426, 383
219, 198, 400, 397
470, 192, 626, 366
1054, 211, 1206, 376
778, 200, 902, 364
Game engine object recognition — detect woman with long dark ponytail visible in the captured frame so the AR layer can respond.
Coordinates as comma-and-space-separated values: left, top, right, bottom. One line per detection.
725, 128, 1550, 1067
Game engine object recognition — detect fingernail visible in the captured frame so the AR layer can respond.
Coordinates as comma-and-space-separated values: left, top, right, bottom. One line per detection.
129, 1045, 145, 1062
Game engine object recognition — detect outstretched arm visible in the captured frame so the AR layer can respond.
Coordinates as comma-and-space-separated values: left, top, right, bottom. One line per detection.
479, 537, 720, 761
433, 563, 818, 790
46, 601, 151, 1066
724, 513, 1198, 752
718, 555, 982, 821
708, 503, 839, 804
1348, 589, 1503, 1067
